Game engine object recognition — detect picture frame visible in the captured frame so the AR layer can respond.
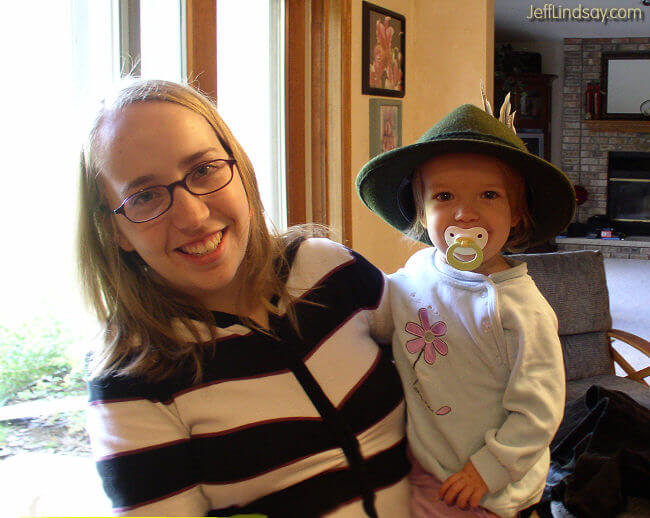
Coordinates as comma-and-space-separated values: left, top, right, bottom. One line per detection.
362, 1, 405, 97
369, 98, 402, 158
601, 51, 650, 120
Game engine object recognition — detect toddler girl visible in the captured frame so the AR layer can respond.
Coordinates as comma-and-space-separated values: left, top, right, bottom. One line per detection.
357, 102, 576, 517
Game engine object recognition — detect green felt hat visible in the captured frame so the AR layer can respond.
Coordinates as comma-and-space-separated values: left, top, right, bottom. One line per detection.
356, 103, 576, 246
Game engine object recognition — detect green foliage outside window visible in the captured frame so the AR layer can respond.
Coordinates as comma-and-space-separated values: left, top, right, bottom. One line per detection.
0, 318, 86, 405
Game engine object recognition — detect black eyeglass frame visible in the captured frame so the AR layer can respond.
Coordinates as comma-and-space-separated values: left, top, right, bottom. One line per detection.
111, 158, 237, 223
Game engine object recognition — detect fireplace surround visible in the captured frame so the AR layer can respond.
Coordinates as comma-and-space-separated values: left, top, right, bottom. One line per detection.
561, 37, 650, 227
557, 38, 650, 258
608, 151, 650, 236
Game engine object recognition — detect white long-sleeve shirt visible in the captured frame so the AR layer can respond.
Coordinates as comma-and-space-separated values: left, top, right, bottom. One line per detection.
390, 248, 565, 517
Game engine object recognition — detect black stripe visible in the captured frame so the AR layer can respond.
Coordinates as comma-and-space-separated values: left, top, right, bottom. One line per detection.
97, 440, 198, 510
339, 352, 404, 431
193, 420, 337, 483
88, 251, 386, 404
207, 439, 410, 518
88, 368, 195, 405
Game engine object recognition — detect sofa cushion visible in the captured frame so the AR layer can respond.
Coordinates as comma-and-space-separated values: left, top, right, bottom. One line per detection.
560, 332, 614, 381
566, 375, 650, 409
509, 250, 612, 336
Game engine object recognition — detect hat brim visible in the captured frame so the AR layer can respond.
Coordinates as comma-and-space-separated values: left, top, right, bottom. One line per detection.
357, 138, 576, 247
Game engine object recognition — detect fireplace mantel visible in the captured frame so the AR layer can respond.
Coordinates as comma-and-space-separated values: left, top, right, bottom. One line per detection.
584, 120, 650, 133
556, 237, 650, 260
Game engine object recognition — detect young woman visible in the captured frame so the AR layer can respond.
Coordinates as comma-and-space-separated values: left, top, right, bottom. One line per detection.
79, 79, 410, 517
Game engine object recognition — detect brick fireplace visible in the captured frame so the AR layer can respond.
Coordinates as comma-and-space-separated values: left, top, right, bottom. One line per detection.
557, 37, 650, 259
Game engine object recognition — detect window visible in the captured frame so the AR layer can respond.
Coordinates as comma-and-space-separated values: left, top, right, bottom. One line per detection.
1, 2, 181, 514
216, 0, 287, 230
1, 0, 286, 470
140, 0, 184, 80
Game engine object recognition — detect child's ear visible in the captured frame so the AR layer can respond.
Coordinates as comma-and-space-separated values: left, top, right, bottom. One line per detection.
510, 210, 522, 228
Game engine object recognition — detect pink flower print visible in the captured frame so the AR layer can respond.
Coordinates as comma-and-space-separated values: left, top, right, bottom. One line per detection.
375, 17, 394, 62
405, 308, 448, 365
386, 48, 402, 90
369, 16, 403, 90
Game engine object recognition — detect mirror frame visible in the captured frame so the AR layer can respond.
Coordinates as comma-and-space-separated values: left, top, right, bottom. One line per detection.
601, 51, 650, 120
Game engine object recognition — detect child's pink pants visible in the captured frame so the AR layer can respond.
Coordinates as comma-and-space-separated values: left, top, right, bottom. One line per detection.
409, 451, 500, 518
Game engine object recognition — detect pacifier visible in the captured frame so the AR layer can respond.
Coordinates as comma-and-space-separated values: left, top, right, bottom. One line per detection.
444, 226, 488, 271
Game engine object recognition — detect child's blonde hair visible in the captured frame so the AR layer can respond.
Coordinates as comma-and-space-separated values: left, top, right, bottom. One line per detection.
78, 79, 317, 383
406, 155, 535, 252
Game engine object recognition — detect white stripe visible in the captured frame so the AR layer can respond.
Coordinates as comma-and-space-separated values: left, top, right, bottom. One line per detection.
177, 314, 382, 435
171, 320, 252, 342
286, 238, 354, 300
178, 369, 321, 434
86, 399, 188, 460
303, 313, 383, 406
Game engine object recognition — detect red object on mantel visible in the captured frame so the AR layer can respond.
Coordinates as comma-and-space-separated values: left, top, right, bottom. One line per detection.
585, 83, 594, 119
593, 83, 602, 119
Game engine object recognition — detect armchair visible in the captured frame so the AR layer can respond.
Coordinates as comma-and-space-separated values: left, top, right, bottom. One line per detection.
509, 250, 650, 516
509, 250, 649, 405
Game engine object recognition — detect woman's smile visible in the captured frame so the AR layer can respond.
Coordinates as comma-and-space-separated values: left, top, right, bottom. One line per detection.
177, 229, 224, 256
174, 228, 228, 265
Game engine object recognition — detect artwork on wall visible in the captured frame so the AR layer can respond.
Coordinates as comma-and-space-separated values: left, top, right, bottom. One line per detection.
362, 1, 405, 97
369, 98, 402, 158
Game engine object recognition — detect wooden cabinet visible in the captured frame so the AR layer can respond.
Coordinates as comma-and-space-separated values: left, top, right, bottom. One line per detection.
495, 73, 557, 161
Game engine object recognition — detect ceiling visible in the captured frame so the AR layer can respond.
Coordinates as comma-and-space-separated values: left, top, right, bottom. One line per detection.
495, 0, 650, 41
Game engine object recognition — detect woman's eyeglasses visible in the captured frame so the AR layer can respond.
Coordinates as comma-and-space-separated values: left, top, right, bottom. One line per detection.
111, 159, 236, 223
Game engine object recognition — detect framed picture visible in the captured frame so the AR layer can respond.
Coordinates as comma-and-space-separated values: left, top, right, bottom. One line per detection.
369, 98, 402, 158
362, 1, 405, 97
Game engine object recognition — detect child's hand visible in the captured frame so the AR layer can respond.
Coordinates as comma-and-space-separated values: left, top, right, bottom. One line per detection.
439, 460, 488, 509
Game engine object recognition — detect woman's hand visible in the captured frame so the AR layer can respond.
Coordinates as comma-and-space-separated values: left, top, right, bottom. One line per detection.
439, 460, 488, 509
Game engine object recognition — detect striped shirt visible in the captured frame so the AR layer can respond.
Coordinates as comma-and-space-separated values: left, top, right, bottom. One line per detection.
87, 238, 410, 517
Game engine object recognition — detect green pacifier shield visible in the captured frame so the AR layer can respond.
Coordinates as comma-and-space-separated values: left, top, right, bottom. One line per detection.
446, 239, 484, 271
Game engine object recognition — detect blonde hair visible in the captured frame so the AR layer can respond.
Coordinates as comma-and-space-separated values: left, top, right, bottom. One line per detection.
78, 79, 319, 382
406, 155, 535, 252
